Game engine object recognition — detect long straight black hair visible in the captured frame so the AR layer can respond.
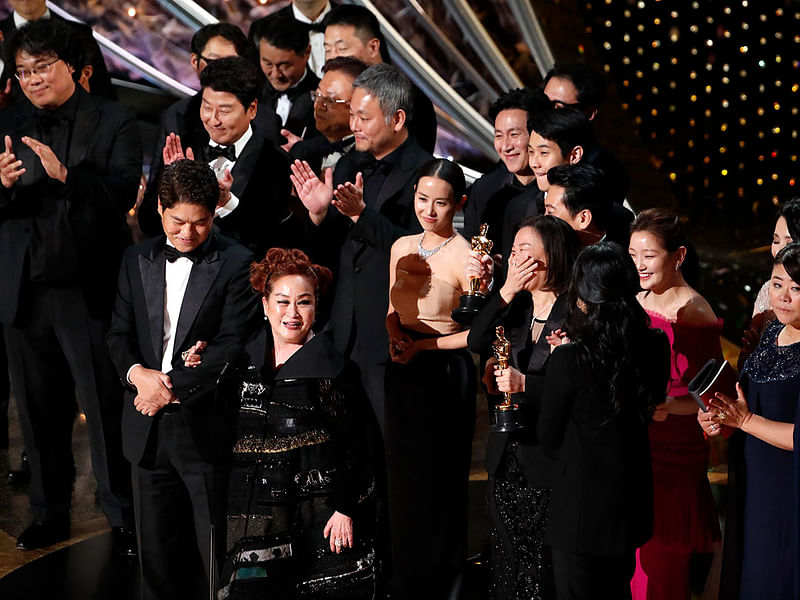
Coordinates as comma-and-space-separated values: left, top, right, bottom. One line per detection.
566, 242, 660, 417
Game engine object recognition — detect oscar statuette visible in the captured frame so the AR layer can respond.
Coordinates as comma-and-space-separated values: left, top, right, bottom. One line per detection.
451, 223, 493, 325
491, 326, 524, 433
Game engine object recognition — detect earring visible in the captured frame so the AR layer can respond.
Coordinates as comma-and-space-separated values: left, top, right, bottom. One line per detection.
675, 262, 682, 271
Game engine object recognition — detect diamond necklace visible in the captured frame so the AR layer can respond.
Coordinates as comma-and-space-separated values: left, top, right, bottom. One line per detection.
417, 232, 457, 260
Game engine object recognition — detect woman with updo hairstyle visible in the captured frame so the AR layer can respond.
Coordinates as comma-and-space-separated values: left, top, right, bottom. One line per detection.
628, 208, 723, 600
202, 248, 379, 598
384, 158, 475, 599
699, 242, 800, 599
467, 214, 580, 600
536, 242, 670, 599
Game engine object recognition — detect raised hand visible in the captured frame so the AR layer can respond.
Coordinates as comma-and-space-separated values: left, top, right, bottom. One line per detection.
289, 159, 334, 225
217, 168, 233, 208
21, 136, 67, 183
0, 135, 25, 188
500, 255, 540, 303
162, 132, 194, 165
333, 172, 365, 221
280, 128, 302, 153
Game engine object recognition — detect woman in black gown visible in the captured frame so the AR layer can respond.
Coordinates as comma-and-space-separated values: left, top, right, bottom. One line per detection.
208, 248, 379, 599
467, 215, 579, 600
700, 242, 800, 599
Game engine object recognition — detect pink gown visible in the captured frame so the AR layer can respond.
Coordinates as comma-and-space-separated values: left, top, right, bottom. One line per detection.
630, 311, 723, 600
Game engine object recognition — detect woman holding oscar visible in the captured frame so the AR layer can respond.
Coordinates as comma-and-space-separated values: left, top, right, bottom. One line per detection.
384, 159, 475, 600
467, 215, 579, 600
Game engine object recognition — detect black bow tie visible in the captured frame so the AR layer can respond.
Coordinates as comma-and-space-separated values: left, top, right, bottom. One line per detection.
362, 157, 390, 178
206, 144, 236, 162
320, 138, 349, 156
164, 245, 203, 264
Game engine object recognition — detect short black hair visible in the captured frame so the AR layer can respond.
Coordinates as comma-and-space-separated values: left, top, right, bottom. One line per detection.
323, 5, 388, 62
547, 163, 611, 231
200, 56, 259, 109
544, 63, 606, 109
488, 88, 550, 123
528, 107, 594, 158
190, 22, 248, 57
4, 19, 81, 69
775, 241, 800, 285
251, 12, 310, 55
515, 215, 580, 295
322, 56, 369, 81
779, 198, 800, 242
158, 160, 219, 212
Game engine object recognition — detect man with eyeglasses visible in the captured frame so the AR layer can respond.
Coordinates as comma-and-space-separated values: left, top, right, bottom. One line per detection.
253, 11, 320, 141
0, 18, 140, 555
0, 0, 114, 101
289, 56, 367, 176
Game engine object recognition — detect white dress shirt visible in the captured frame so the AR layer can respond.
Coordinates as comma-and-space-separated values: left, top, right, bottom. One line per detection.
208, 124, 253, 218
161, 242, 194, 374
292, 2, 332, 78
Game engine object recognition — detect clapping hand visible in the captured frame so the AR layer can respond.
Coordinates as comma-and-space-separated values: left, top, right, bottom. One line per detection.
289, 159, 334, 225
163, 132, 194, 165
22, 136, 67, 183
0, 135, 25, 188
217, 169, 233, 208
280, 128, 302, 153
333, 172, 365, 221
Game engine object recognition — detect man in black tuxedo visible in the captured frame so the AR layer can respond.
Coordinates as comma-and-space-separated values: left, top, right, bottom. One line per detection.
0, 19, 139, 552
0, 0, 114, 99
140, 56, 293, 256
322, 4, 437, 154
253, 11, 319, 140
107, 160, 259, 600
139, 23, 282, 238
289, 56, 367, 174
267, 0, 337, 77
291, 63, 433, 430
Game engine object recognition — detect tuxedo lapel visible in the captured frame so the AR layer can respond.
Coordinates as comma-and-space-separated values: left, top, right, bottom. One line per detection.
173, 251, 225, 363
138, 252, 166, 364
229, 129, 264, 199
372, 140, 419, 214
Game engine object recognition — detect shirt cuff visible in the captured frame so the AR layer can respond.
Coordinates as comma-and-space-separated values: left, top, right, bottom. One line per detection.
215, 192, 239, 218
126, 363, 141, 385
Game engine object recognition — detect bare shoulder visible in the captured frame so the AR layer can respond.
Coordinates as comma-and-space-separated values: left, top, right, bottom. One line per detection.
677, 292, 719, 326
391, 233, 419, 255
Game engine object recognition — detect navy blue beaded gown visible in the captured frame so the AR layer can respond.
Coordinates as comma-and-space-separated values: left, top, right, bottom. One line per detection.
727, 318, 800, 599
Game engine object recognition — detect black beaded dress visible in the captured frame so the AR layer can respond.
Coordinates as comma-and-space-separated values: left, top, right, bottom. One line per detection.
218, 330, 379, 599
467, 292, 569, 600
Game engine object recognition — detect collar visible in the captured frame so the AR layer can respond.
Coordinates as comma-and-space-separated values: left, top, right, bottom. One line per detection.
209, 124, 253, 158
374, 134, 410, 167
163, 233, 215, 262
291, 1, 332, 24
14, 8, 50, 28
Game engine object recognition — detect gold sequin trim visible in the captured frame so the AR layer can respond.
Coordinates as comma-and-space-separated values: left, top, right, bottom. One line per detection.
233, 429, 331, 454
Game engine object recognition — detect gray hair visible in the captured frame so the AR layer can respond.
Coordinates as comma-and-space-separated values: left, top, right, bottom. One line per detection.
352, 63, 414, 125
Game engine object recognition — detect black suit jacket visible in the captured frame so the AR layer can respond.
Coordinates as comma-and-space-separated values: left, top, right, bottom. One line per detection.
537, 331, 670, 555
0, 13, 115, 100
468, 292, 569, 485
139, 93, 283, 237
106, 233, 260, 465
0, 87, 141, 325
317, 136, 433, 362
261, 71, 320, 139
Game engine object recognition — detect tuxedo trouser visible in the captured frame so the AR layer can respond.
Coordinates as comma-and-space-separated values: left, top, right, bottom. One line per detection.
551, 546, 635, 600
4, 285, 132, 526
133, 410, 222, 600
0, 328, 9, 445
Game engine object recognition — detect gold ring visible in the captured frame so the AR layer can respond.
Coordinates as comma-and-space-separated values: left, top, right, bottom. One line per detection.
717, 411, 726, 421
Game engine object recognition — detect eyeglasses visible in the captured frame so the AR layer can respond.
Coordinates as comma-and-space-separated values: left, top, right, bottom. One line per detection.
309, 90, 349, 108
15, 58, 62, 82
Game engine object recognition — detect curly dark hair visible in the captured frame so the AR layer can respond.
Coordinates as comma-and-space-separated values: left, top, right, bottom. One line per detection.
566, 242, 660, 418
250, 248, 333, 299
158, 159, 218, 212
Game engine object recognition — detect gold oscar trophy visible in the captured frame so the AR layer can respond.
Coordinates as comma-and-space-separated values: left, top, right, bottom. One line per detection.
491, 326, 524, 432
451, 223, 492, 325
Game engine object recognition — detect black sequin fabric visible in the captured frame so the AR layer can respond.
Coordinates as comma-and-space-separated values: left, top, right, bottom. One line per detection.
744, 318, 800, 383
488, 442, 554, 600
